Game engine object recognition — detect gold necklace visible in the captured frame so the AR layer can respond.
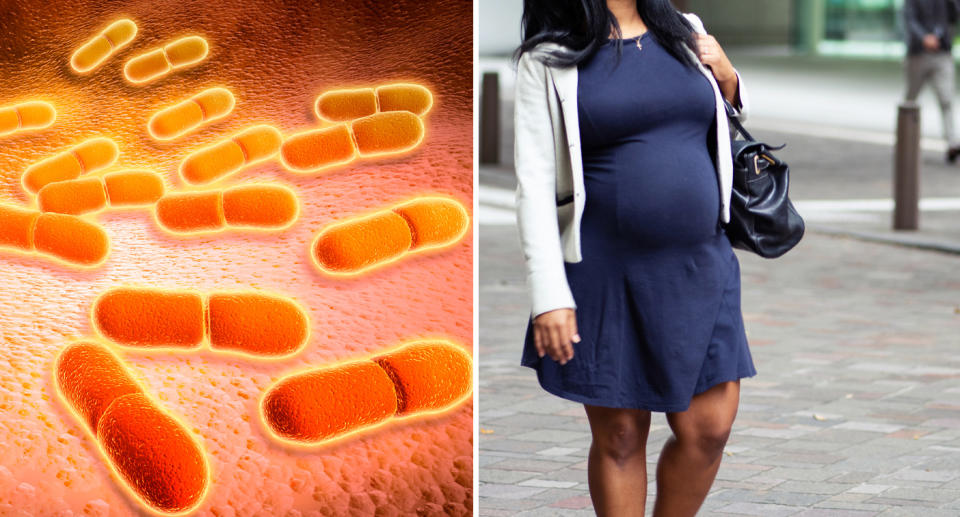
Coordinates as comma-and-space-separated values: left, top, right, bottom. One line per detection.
627, 32, 645, 51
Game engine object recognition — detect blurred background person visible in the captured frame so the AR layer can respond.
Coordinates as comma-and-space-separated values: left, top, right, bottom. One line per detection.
903, 0, 960, 162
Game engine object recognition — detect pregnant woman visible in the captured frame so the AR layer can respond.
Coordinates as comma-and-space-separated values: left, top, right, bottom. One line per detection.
513, 1, 757, 515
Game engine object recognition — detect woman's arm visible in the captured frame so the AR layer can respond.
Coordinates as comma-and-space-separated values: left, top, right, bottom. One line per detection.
513, 50, 579, 364
684, 12, 749, 121
695, 33, 741, 106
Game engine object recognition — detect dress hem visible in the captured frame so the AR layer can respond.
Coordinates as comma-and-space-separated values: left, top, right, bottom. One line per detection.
521, 361, 758, 413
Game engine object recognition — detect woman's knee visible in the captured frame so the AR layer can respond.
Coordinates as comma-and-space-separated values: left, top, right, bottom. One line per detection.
588, 410, 650, 464
669, 382, 738, 457
670, 414, 734, 458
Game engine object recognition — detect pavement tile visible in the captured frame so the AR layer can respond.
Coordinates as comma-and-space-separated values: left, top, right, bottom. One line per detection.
479, 483, 550, 500
535, 447, 582, 457
514, 508, 596, 517
875, 510, 960, 517
714, 502, 804, 516
511, 430, 590, 443
489, 458, 579, 473
549, 496, 592, 509
794, 510, 878, 517
479, 469, 541, 484
775, 481, 856, 495
518, 479, 580, 489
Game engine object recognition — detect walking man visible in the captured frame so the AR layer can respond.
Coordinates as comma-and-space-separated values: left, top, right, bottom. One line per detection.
904, 0, 960, 162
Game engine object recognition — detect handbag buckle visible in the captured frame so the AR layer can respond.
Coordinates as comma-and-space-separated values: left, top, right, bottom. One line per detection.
753, 153, 776, 175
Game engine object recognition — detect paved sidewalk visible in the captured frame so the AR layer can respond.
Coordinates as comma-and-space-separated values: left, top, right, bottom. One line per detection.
479, 219, 960, 516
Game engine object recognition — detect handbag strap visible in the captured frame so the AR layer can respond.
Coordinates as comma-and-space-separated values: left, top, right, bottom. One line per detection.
723, 99, 756, 142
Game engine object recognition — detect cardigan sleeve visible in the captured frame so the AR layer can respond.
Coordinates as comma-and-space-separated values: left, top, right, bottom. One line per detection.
513, 50, 577, 318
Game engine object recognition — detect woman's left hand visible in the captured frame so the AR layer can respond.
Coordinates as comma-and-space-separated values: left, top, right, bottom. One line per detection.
695, 33, 739, 103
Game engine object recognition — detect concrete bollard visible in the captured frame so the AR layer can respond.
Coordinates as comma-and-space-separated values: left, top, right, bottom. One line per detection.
893, 102, 920, 230
480, 72, 500, 165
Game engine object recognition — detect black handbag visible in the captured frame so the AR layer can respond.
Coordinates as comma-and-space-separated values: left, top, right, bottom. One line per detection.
722, 101, 804, 258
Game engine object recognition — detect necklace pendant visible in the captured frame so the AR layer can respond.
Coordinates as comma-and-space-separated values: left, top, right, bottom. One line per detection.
636, 39, 643, 51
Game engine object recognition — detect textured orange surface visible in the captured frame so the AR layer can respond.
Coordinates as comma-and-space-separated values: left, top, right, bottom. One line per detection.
351, 110, 425, 157
221, 184, 299, 229
0, 101, 57, 137
207, 292, 309, 358
394, 196, 470, 250
21, 137, 119, 194
103, 170, 166, 206
374, 340, 473, 416
179, 124, 281, 185
0, 0, 472, 514
37, 177, 108, 214
148, 87, 234, 141
33, 212, 110, 266
93, 288, 206, 348
262, 360, 399, 444
70, 19, 138, 74
376, 83, 434, 117
280, 124, 358, 173
312, 210, 413, 275
314, 88, 378, 123
124, 36, 209, 85
55, 342, 210, 514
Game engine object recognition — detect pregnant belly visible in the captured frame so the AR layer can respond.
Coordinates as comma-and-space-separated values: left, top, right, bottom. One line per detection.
582, 142, 721, 249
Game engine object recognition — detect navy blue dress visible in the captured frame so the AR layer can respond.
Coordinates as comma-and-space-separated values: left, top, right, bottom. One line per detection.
521, 33, 757, 412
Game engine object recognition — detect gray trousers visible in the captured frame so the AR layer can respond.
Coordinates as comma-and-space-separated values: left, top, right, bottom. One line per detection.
905, 51, 957, 146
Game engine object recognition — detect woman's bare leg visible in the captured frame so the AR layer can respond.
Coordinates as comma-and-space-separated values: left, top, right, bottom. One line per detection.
653, 380, 740, 517
584, 405, 652, 517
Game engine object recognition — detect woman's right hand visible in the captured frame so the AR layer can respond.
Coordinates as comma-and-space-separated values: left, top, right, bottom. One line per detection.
533, 308, 580, 365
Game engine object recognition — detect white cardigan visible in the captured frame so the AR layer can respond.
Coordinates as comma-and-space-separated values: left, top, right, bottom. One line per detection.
514, 12, 750, 318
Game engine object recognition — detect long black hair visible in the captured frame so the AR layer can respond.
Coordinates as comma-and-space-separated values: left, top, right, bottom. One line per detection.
514, 0, 699, 68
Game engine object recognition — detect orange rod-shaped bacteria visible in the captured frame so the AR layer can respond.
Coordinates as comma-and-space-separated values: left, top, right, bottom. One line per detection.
392, 196, 471, 250
279, 112, 424, 174
311, 196, 468, 276
312, 83, 433, 123
37, 170, 164, 215
0, 101, 56, 137
93, 288, 205, 349
179, 124, 282, 185
70, 19, 138, 74
54, 341, 209, 514
260, 340, 472, 445
312, 210, 412, 275
350, 111, 424, 158
314, 88, 377, 122
21, 137, 119, 194
154, 183, 298, 234
375, 83, 433, 117
0, 204, 109, 266
261, 361, 398, 443
279, 124, 357, 173
154, 191, 223, 234
91, 287, 309, 358
207, 292, 310, 357
123, 35, 209, 85
373, 340, 473, 415
148, 87, 235, 141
